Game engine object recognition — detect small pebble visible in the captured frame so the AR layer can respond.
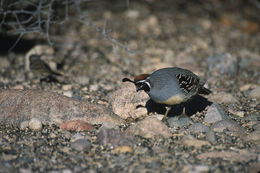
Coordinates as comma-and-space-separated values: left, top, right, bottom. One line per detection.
60, 120, 94, 132
49, 133, 56, 138
20, 121, 29, 130
244, 131, 260, 142
11, 85, 24, 90
63, 91, 73, 97
97, 126, 136, 147
62, 84, 73, 91
126, 10, 140, 18
168, 117, 192, 129
71, 133, 91, 142
252, 123, 260, 131
29, 118, 42, 131
206, 130, 217, 144
211, 119, 245, 134
70, 139, 91, 152
89, 84, 99, 91
127, 117, 172, 138
240, 84, 254, 91
62, 169, 73, 173
113, 146, 134, 154
19, 168, 32, 173
183, 139, 211, 149
249, 86, 260, 99
244, 114, 260, 121
188, 123, 210, 133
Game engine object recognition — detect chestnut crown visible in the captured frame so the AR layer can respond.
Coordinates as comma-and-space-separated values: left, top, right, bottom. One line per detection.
122, 74, 150, 92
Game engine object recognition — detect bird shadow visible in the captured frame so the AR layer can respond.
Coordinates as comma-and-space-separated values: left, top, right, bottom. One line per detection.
136, 95, 213, 117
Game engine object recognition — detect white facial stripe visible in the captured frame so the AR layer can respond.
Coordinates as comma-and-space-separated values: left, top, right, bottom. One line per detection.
136, 80, 146, 83
136, 80, 151, 89
145, 81, 151, 89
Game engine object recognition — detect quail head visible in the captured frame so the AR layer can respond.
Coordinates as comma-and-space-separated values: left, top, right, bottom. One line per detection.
123, 67, 211, 116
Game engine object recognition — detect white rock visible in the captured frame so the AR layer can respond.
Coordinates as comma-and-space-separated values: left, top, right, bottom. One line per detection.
29, 118, 42, 131
63, 91, 73, 97
20, 121, 29, 130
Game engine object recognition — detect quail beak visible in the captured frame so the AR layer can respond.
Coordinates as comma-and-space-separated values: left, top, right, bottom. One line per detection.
136, 85, 143, 92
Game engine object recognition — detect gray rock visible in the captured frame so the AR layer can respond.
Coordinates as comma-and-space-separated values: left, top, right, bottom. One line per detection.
206, 130, 217, 144
239, 58, 253, 69
249, 86, 260, 99
168, 117, 193, 129
70, 139, 91, 152
244, 131, 260, 142
249, 162, 260, 173
244, 114, 260, 121
204, 103, 230, 124
19, 168, 33, 173
97, 126, 136, 147
62, 169, 73, 173
188, 123, 210, 133
197, 151, 257, 162
183, 164, 210, 173
211, 119, 245, 134
20, 121, 29, 130
252, 123, 260, 131
207, 52, 238, 75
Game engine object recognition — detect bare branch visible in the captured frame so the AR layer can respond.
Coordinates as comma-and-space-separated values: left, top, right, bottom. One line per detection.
1, 0, 133, 53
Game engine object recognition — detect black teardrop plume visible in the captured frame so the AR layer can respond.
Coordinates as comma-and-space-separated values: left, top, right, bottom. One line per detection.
122, 78, 134, 83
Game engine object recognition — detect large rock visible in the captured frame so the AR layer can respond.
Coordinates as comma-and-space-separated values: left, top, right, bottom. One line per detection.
0, 89, 124, 126
109, 82, 149, 120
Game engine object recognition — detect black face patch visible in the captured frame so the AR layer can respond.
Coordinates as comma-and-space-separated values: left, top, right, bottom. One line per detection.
135, 81, 150, 92
176, 74, 199, 93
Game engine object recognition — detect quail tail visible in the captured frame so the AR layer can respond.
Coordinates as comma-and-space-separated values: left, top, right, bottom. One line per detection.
198, 87, 211, 95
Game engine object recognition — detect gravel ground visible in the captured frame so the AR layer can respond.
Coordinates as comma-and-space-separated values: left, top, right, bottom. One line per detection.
0, 0, 260, 172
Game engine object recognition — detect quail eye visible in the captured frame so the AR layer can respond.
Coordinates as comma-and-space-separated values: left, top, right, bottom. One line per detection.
135, 82, 150, 92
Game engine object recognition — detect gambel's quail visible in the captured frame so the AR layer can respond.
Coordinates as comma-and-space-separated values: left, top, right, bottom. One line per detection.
29, 54, 63, 79
123, 67, 211, 116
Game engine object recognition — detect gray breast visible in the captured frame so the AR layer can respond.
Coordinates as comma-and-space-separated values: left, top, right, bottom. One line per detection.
148, 69, 184, 103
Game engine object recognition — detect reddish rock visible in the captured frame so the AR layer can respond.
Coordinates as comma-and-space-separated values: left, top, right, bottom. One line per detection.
60, 120, 95, 131
0, 89, 124, 126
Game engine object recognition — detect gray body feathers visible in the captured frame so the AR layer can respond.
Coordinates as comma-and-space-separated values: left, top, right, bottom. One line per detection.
147, 67, 210, 105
